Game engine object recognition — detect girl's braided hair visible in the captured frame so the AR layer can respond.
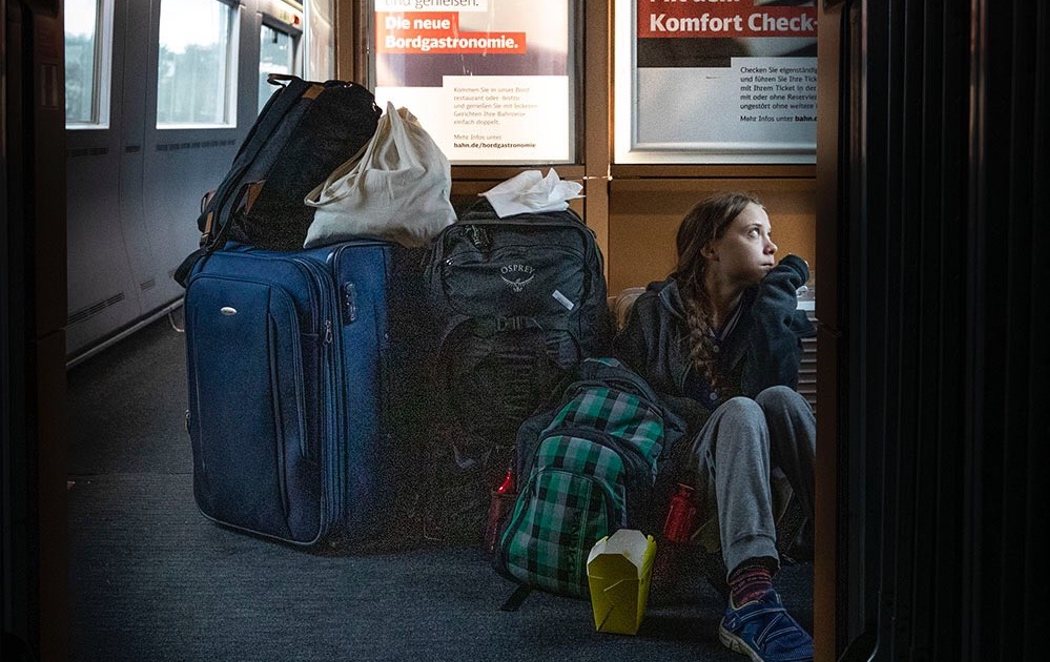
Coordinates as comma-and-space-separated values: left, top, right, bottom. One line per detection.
673, 192, 763, 392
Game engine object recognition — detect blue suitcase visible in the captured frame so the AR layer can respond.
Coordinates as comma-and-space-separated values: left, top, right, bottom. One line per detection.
183, 240, 429, 546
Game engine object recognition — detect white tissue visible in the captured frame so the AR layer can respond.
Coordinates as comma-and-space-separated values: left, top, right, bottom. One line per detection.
480, 169, 584, 218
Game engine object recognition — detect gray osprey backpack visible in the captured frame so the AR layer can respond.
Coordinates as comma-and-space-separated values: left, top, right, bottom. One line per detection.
422, 199, 613, 541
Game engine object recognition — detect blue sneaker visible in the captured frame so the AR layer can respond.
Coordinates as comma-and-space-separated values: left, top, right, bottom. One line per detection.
718, 590, 813, 662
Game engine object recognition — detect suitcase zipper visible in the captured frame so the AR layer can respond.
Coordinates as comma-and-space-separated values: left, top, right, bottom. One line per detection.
292, 255, 343, 537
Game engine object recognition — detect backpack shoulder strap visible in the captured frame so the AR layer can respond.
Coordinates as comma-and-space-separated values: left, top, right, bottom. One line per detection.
173, 76, 315, 287
499, 585, 532, 612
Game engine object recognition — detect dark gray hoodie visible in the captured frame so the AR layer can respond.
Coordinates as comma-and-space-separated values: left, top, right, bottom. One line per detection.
612, 254, 815, 434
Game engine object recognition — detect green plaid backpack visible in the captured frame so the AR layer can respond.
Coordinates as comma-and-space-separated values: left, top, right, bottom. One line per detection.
494, 358, 684, 599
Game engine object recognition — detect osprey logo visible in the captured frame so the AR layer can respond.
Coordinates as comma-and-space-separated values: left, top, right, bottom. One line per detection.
500, 264, 535, 292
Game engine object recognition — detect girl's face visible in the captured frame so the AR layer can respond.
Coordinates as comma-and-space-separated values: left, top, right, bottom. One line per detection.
702, 203, 778, 286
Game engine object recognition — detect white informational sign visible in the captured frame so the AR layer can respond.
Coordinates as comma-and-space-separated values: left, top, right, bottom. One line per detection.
373, 0, 573, 165
615, 0, 818, 164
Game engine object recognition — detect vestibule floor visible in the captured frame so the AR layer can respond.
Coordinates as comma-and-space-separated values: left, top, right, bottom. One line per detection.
67, 315, 813, 661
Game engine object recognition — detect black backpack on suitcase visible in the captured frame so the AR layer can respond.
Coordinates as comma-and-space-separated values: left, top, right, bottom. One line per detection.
422, 199, 613, 541
174, 74, 381, 286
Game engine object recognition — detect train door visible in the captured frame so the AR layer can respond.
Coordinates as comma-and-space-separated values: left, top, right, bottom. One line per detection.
65, 0, 333, 362
65, 0, 138, 356
65, 0, 248, 358
257, 1, 302, 112
255, 0, 335, 111
136, 0, 250, 334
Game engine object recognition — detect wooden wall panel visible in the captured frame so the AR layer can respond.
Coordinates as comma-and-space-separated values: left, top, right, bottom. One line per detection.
607, 178, 816, 294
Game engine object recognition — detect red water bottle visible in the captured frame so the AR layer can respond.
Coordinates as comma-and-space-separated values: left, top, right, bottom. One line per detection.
484, 467, 516, 556
651, 482, 699, 604
663, 483, 698, 544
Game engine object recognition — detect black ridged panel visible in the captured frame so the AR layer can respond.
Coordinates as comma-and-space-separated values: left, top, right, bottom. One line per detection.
1023, 8, 1048, 660
835, 0, 1044, 659
970, 2, 1047, 661
929, 1, 969, 659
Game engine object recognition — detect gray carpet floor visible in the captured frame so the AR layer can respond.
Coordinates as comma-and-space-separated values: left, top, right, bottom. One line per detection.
67, 315, 812, 661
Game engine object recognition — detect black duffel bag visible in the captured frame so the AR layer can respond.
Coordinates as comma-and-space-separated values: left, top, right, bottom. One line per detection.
174, 74, 381, 286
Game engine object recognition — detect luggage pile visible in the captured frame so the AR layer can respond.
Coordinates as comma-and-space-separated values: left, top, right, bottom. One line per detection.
174, 81, 806, 619
177, 75, 626, 552
179, 76, 440, 547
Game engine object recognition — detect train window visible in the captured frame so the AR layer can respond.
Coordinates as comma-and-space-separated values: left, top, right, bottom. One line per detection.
258, 23, 297, 113
156, 0, 238, 127
64, 0, 113, 128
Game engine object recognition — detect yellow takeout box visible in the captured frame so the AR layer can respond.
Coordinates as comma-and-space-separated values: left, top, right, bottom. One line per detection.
586, 529, 657, 635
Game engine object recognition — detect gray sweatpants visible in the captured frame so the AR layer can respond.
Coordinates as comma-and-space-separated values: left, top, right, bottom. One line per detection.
682, 385, 815, 576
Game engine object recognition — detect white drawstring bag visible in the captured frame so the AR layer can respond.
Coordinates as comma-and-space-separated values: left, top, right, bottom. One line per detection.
303, 102, 455, 248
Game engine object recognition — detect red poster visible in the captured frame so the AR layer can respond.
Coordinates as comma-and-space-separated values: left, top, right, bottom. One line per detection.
376, 12, 527, 54
638, 1, 817, 40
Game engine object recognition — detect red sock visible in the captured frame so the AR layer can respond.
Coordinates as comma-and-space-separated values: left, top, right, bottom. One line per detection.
727, 559, 774, 606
